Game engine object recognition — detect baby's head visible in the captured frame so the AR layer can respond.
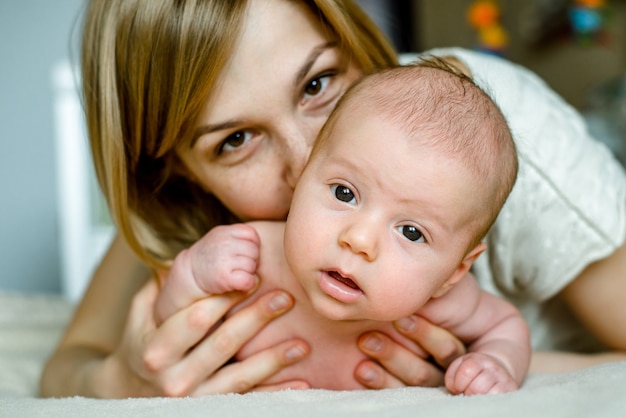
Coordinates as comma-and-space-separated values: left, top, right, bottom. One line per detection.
315, 57, 517, 248
285, 58, 518, 321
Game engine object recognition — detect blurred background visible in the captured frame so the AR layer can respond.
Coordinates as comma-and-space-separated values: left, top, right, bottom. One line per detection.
1, 0, 625, 299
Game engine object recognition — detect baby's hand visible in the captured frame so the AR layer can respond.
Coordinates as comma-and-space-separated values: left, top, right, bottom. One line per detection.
445, 352, 518, 396
182, 223, 261, 294
155, 224, 261, 323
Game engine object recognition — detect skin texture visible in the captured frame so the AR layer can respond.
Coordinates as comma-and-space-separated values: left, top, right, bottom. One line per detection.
41, 0, 626, 398
41, 235, 311, 398
175, 0, 361, 222
155, 67, 530, 395
284, 105, 484, 322
40, 0, 362, 398
232, 221, 528, 395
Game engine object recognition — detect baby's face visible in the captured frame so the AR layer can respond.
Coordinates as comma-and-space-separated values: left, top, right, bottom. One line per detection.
284, 109, 482, 321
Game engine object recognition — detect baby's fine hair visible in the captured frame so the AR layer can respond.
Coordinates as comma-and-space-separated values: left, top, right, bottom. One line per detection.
316, 57, 518, 243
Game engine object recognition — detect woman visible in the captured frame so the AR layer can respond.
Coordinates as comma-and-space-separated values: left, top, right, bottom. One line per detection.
40, 0, 626, 398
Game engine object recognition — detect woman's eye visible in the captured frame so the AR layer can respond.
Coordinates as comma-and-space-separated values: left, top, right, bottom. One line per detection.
219, 131, 252, 154
304, 74, 331, 99
398, 225, 424, 243
331, 184, 356, 204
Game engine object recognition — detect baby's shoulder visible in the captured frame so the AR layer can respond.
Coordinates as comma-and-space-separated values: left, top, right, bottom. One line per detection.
246, 220, 285, 237
247, 221, 286, 256
246, 221, 298, 292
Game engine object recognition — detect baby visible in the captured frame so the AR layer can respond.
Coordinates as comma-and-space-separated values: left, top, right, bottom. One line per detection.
155, 58, 530, 395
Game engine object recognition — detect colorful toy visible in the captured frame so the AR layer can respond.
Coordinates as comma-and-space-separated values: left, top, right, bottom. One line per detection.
467, 0, 509, 55
569, 0, 609, 45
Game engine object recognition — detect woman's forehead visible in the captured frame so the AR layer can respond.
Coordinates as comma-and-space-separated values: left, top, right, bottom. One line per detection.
203, 0, 338, 117
233, 0, 333, 69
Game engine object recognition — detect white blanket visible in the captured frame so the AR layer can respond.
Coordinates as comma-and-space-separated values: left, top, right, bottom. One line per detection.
1, 292, 624, 417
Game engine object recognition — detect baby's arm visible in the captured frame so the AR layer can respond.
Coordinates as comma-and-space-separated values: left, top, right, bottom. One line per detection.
154, 224, 261, 324
419, 273, 530, 395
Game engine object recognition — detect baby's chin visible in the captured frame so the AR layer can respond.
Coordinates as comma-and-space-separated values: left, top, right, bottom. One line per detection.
310, 298, 412, 324
308, 297, 379, 323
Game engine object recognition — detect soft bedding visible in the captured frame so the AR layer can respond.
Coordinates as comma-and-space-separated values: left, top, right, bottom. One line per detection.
1, 291, 625, 418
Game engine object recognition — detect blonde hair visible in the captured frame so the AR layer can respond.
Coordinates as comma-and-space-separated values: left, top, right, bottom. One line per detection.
315, 57, 518, 247
81, 0, 398, 270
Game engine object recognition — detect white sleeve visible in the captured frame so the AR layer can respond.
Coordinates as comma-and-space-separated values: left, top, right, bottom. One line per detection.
422, 47, 626, 301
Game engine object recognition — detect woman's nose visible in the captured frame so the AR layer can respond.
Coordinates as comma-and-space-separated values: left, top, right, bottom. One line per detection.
281, 130, 313, 189
338, 220, 378, 262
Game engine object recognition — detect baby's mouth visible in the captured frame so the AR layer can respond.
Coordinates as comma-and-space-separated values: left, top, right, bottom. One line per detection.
328, 271, 361, 291
317, 270, 364, 303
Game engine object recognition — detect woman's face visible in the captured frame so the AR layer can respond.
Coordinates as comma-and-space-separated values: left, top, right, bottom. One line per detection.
176, 0, 362, 221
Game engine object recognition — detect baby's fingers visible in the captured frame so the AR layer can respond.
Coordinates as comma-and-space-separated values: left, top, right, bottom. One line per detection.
446, 355, 517, 396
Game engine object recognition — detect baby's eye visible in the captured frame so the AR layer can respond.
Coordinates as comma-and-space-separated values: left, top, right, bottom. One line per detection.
218, 131, 252, 154
397, 225, 425, 243
304, 74, 331, 99
331, 184, 356, 204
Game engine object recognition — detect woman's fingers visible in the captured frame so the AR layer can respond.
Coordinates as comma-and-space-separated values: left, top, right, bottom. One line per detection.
192, 339, 310, 395
354, 360, 406, 389
356, 331, 444, 388
155, 290, 301, 395
188, 290, 296, 365
108, 280, 165, 397
142, 288, 249, 373
394, 315, 466, 369
126, 283, 300, 396
355, 315, 466, 389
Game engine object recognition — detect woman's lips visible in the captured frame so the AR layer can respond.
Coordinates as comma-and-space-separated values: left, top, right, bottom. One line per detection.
317, 270, 363, 303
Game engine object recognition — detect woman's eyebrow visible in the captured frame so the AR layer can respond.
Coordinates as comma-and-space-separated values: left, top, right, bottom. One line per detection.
190, 42, 338, 148
293, 41, 337, 88
191, 119, 242, 148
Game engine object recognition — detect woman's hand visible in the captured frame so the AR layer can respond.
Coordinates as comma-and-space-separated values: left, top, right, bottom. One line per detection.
40, 234, 310, 398
354, 315, 466, 388
102, 280, 311, 397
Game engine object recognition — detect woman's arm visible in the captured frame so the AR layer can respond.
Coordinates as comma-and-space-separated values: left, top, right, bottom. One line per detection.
40, 233, 310, 398
40, 233, 149, 397
530, 238, 626, 373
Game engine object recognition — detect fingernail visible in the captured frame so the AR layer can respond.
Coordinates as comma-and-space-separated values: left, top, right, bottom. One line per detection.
269, 292, 291, 312
396, 316, 416, 332
285, 344, 306, 361
358, 367, 378, 383
245, 276, 261, 295
361, 335, 383, 353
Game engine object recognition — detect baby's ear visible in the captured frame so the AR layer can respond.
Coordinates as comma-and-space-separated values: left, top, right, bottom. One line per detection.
431, 242, 486, 298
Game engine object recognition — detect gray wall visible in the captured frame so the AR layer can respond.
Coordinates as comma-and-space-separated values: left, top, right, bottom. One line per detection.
0, 0, 85, 294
